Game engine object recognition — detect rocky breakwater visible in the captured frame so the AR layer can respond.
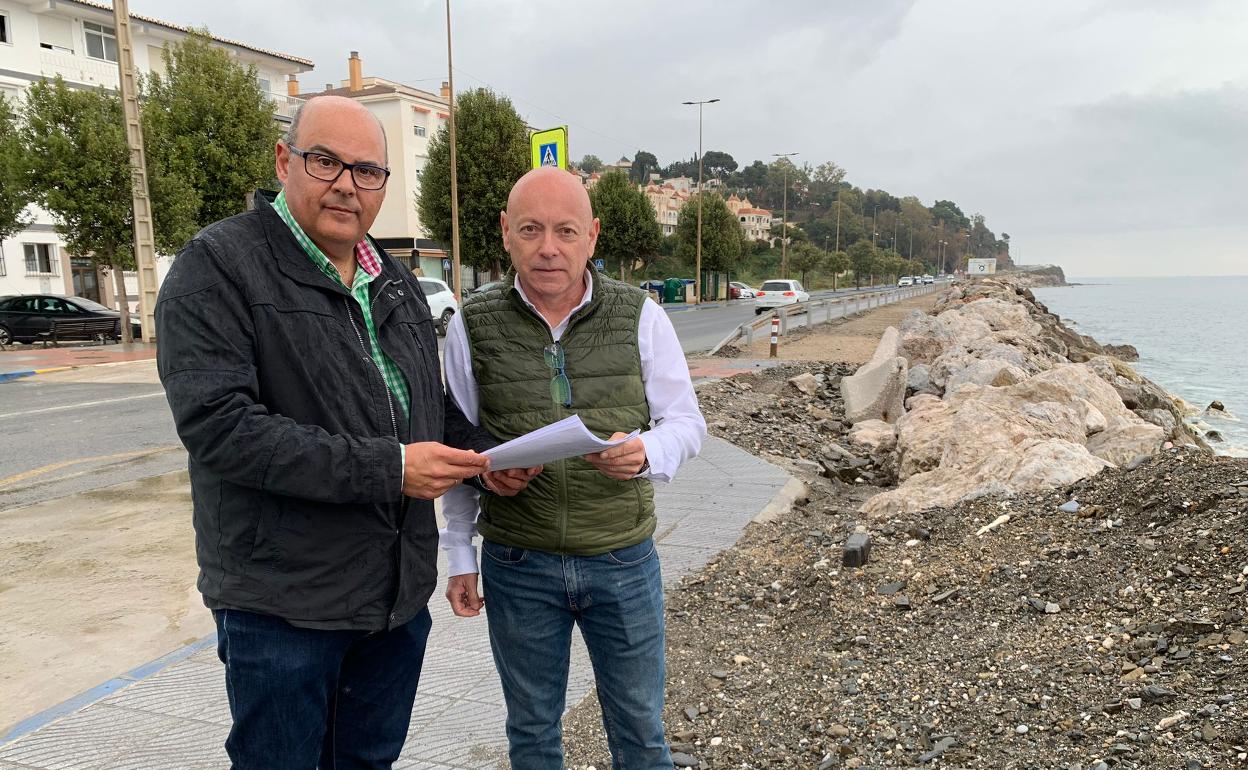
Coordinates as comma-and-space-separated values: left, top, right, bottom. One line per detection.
841, 278, 1205, 518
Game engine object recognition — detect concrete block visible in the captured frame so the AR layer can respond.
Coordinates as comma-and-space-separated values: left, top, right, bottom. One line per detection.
842, 355, 908, 425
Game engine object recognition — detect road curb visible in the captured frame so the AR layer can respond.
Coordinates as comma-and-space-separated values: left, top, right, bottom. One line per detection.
0, 633, 217, 747
0, 370, 36, 383
752, 475, 808, 524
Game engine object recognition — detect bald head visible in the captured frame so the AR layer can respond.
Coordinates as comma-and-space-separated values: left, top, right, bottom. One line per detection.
287, 95, 387, 161
507, 166, 593, 224
501, 166, 600, 315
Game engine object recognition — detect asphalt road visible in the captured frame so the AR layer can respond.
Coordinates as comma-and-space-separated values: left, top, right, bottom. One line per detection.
0, 376, 185, 510
665, 283, 892, 353
0, 281, 900, 510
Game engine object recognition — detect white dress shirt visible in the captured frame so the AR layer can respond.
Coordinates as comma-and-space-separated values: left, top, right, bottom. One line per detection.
439, 270, 707, 576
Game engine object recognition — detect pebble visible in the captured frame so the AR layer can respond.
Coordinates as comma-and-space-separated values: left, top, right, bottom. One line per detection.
1059, 500, 1081, 513
1015, 724, 1029, 734
683, 707, 700, 722
710, 736, 722, 747
671, 751, 699, 768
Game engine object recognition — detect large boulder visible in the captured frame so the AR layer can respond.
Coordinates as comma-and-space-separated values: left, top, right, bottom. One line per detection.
944, 358, 1029, 391
958, 298, 1041, 336
899, 312, 953, 365
863, 439, 1111, 517
895, 395, 954, 479
1086, 422, 1166, 467
848, 419, 897, 454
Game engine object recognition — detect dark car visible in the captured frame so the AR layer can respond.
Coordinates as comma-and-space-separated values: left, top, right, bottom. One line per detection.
0, 294, 140, 345
467, 280, 507, 296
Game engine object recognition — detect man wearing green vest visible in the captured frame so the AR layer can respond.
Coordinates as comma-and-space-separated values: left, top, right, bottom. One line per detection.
440, 167, 707, 769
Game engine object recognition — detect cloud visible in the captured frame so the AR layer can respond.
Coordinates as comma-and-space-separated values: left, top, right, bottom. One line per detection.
141, 0, 1248, 275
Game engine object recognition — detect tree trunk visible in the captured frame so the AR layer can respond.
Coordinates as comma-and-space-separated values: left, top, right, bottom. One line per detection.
490, 259, 502, 281
833, 272, 838, 291
111, 259, 134, 344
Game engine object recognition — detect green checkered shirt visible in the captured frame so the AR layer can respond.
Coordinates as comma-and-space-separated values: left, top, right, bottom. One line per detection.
272, 190, 410, 419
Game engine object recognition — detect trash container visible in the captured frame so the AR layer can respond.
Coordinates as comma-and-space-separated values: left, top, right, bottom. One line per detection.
663, 278, 685, 304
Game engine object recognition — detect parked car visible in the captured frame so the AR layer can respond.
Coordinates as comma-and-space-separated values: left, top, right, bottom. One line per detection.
417, 278, 459, 335
898, 276, 915, 287
467, 280, 507, 297
729, 281, 757, 299
753, 280, 810, 315
639, 280, 664, 293
0, 294, 140, 345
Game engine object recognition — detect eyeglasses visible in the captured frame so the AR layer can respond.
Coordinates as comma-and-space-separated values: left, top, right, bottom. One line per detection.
543, 342, 572, 407
287, 145, 390, 191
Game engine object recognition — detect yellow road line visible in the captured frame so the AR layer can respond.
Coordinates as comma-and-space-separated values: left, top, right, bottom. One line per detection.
0, 446, 181, 489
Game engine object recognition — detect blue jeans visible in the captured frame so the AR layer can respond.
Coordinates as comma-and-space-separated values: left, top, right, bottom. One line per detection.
213, 607, 432, 770
480, 537, 671, 770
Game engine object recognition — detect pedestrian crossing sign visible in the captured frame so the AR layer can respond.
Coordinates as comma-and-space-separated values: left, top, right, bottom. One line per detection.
530, 126, 568, 170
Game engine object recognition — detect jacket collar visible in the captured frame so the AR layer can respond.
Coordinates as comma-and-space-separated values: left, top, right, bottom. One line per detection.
253, 189, 402, 295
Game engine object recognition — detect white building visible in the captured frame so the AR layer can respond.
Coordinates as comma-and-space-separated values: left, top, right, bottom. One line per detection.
0, 0, 312, 306
304, 53, 454, 282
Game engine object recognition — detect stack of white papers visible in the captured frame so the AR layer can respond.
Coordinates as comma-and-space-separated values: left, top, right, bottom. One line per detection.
483, 415, 639, 471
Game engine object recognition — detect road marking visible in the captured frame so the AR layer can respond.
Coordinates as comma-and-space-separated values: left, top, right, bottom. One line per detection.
0, 446, 181, 489
0, 391, 165, 420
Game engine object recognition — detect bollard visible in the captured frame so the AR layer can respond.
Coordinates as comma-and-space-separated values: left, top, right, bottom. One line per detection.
769, 315, 780, 358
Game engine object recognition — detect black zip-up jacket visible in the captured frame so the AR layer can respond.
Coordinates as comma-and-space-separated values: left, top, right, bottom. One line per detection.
156, 194, 493, 631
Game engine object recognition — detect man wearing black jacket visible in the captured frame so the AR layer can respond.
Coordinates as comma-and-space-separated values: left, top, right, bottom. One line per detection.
157, 95, 533, 769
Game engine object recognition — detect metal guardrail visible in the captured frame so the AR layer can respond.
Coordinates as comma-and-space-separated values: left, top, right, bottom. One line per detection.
707, 283, 940, 356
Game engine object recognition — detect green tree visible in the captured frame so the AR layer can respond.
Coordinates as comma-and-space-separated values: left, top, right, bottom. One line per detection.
21, 78, 193, 341
700, 150, 737, 179
578, 154, 603, 173
588, 170, 661, 282
143, 31, 279, 245
674, 192, 743, 274
787, 241, 823, 285
847, 239, 876, 289
418, 88, 529, 278
630, 150, 659, 184
826, 249, 849, 290
0, 94, 30, 244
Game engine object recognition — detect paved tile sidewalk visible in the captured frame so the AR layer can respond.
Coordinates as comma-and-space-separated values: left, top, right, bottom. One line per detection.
0, 437, 790, 769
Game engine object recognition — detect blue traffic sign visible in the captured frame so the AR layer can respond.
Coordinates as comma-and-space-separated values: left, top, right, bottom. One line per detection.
539, 142, 559, 167
594, 258, 605, 271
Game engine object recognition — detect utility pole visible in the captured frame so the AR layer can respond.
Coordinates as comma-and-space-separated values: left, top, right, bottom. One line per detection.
113, 0, 156, 343
683, 98, 719, 303
773, 152, 798, 278
445, 0, 463, 299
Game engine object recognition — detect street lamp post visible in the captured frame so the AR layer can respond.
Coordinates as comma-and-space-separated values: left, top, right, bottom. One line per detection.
683, 98, 719, 303
445, 0, 463, 300
773, 151, 798, 278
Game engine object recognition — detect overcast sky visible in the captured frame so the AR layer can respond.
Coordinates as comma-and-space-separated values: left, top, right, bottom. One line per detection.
149, 0, 1247, 276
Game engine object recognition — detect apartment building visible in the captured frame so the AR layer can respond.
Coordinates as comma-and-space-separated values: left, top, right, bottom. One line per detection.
0, 0, 311, 304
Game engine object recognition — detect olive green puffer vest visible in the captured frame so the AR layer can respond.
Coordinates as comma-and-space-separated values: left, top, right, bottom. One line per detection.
462, 271, 655, 555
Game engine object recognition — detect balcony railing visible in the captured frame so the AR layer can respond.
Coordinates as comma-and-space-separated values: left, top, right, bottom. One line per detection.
266, 91, 301, 121
39, 50, 119, 89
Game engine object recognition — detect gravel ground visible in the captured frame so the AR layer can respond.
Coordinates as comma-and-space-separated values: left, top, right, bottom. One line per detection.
560, 363, 1247, 770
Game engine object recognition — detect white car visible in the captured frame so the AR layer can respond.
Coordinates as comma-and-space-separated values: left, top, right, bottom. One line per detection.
898, 276, 915, 287
922, 275, 935, 284
753, 279, 810, 314
730, 281, 757, 299
417, 277, 458, 335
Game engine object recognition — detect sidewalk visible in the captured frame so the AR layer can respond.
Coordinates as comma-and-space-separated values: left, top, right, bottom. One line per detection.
0, 437, 794, 769
0, 341, 157, 382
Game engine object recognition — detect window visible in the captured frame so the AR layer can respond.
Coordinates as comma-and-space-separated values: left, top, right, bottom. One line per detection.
413, 125, 426, 137
83, 21, 118, 63
38, 16, 74, 53
0, 12, 10, 44
257, 77, 271, 94
24, 244, 58, 276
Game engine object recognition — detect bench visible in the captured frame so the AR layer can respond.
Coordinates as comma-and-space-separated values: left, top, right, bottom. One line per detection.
37, 318, 120, 347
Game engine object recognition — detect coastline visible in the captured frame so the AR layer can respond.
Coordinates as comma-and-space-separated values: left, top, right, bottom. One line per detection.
557, 279, 1246, 768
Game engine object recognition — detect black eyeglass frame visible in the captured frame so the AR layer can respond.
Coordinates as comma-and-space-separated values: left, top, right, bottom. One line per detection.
287, 144, 391, 190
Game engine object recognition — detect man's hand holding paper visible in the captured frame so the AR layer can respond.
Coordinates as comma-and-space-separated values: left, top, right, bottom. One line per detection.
583, 432, 648, 480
